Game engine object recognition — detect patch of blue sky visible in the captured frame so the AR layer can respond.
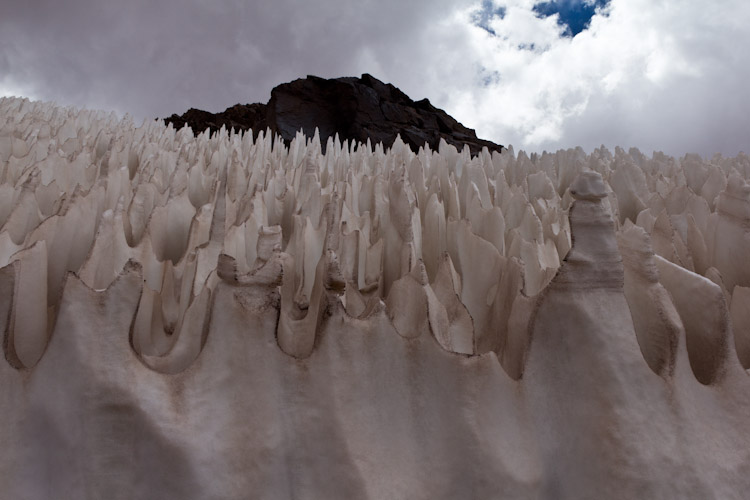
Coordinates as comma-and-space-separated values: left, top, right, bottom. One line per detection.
532, 0, 610, 37
472, 0, 507, 36
480, 69, 502, 87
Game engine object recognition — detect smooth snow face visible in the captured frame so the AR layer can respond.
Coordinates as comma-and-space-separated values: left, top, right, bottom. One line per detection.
1, 96, 750, 499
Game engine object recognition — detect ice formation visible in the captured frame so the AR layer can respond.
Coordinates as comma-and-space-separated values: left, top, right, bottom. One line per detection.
1, 96, 750, 499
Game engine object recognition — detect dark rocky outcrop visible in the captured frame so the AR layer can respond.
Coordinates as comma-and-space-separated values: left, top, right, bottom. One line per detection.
164, 74, 503, 156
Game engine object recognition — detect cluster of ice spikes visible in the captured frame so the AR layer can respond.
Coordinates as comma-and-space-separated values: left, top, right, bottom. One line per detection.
1, 96, 749, 381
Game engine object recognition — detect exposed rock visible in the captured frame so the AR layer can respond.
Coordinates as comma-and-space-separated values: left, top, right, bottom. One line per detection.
164, 74, 504, 156
165, 102, 268, 140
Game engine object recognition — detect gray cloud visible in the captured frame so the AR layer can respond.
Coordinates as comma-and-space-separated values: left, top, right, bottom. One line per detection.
0, 0, 471, 119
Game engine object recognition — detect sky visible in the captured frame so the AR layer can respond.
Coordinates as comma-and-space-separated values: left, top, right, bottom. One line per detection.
2, 0, 749, 157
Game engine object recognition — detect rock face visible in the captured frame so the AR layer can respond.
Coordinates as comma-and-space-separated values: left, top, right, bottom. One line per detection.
3, 96, 750, 499
165, 74, 504, 156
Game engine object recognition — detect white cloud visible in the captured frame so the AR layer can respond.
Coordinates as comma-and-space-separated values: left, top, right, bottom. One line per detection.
0, 81, 32, 100
432, 0, 750, 156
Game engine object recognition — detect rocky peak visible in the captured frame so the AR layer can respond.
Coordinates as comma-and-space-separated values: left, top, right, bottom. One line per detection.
164, 74, 504, 156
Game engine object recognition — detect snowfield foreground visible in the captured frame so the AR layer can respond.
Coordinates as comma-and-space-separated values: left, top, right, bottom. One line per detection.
1, 96, 750, 499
